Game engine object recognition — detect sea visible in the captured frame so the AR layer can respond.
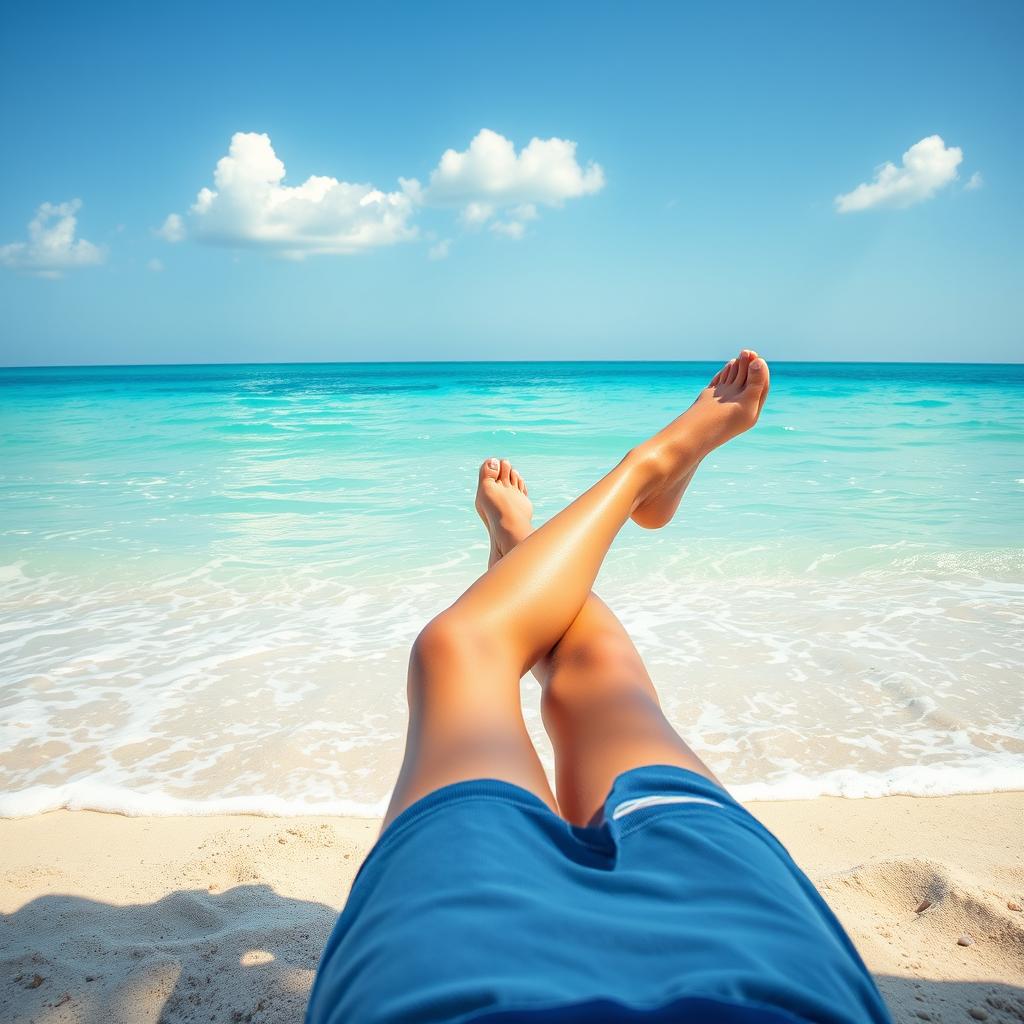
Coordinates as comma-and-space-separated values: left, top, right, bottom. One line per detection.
1, 361, 1021, 817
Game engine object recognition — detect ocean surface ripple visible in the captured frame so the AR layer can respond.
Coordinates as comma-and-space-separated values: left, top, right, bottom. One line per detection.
1, 361, 1022, 815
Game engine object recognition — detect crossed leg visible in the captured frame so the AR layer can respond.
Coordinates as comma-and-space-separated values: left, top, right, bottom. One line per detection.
382, 352, 770, 831
534, 593, 721, 825
474, 456, 720, 825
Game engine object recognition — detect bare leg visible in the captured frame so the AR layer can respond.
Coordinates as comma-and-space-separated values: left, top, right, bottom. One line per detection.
383, 352, 770, 829
536, 595, 719, 826
535, 349, 773, 823
481, 460, 720, 825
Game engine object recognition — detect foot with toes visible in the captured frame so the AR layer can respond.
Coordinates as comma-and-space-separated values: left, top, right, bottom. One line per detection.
630, 349, 769, 528
475, 458, 534, 567
475, 351, 770, 557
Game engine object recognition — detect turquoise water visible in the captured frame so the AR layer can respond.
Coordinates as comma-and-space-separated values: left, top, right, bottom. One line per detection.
1, 362, 1022, 814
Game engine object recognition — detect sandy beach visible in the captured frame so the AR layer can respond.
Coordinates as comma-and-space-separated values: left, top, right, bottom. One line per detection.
2, 792, 1021, 1024
4, 1, 1021, 1021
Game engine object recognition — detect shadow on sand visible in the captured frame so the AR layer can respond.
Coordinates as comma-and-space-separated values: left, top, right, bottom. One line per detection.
875, 975, 1024, 1023
1, 884, 337, 1023
2, 887, 1023, 1023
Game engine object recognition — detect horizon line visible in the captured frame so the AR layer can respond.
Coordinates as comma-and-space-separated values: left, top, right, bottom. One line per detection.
2, 357, 1022, 371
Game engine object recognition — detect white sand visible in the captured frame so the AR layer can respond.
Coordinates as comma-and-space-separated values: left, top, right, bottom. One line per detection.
2, 793, 1022, 1023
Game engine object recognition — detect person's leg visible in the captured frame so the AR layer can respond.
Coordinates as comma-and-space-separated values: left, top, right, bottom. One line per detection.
476, 458, 719, 826
535, 351, 769, 823
536, 595, 721, 825
383, 352, 770, 830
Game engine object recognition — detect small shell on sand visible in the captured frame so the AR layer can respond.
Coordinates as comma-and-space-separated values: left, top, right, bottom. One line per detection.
957, 934, 975, 946
969, 1009, 989, 1021
914, 898, 932, 913
1008, 900, 1022, 912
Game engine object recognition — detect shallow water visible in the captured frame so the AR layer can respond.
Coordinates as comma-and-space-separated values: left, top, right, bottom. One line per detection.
1, 362, 1022, 815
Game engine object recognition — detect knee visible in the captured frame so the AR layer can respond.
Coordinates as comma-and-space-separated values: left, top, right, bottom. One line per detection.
542, 630, 647, 710
410, 611, 494, 678
556, 629, 641, 679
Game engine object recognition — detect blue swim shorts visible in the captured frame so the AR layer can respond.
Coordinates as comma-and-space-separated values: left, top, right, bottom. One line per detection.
307, 766, 891, 1024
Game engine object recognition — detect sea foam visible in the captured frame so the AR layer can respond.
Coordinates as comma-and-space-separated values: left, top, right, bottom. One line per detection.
5, 755, 1024, 820
2, 362, 1022, 816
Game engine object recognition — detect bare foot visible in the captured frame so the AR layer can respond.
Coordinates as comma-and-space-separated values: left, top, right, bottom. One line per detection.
630, 350, 770, 529
475, 458, 534, 567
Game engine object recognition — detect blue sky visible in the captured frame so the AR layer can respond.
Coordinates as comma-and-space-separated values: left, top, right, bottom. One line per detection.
1, 0, 1020, 365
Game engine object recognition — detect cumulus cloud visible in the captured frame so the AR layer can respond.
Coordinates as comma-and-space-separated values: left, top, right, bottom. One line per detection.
424, 129, 604, 206
965, 171, 984, 191
835, 135, 963, 213
171, 132, 418, 258
487, 203, 538, 240
459, 201, 495, 226
428, 239, 452, 261
165, 128, 604, 260
156, 213, 185, 242
420, 129, 604, 235
490, 220, 525, 239
0, 199, 105, 277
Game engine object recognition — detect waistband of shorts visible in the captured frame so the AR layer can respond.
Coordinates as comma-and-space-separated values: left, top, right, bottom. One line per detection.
600, 764, 744, 832
359, 766, 746, 880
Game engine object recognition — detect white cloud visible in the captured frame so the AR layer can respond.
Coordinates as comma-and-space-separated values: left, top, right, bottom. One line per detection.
835, 135, 962, 213
166, 128, 603, 260
175, 132, 418, 258
965, 171, 984, 191
428, 239, 452, 261
487, 203, 539, 241
0, 199, 105, 277
147, 257, 165, 272
421, 129, 604, 234
490, 220, 525, 239
459, 201, 495, 226
424, 129, 604, 206
457, 200, 537, 240
156, 213, 186, 242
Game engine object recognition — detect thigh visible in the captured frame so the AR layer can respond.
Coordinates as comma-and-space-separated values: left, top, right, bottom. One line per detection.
539, 594, 721, 825
382, 629, 557, 829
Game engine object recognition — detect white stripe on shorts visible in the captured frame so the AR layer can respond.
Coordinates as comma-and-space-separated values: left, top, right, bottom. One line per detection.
611, 794, 725, 821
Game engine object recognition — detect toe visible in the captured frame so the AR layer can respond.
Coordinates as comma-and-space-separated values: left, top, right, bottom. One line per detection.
480, 457, 500, 483
510, 469, 521, 489
725, 359, 738, 384
748, 357, 770, 397
734, 351, 750, 388
499, 458, 512, 485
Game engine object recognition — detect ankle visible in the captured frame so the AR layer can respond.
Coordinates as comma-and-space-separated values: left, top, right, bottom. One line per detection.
621, 445, 666, 508
623, 434, 705, 508
498, 517, 533, 549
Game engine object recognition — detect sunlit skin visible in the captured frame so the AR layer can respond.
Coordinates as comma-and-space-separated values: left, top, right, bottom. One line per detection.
383, 350, 770, 829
